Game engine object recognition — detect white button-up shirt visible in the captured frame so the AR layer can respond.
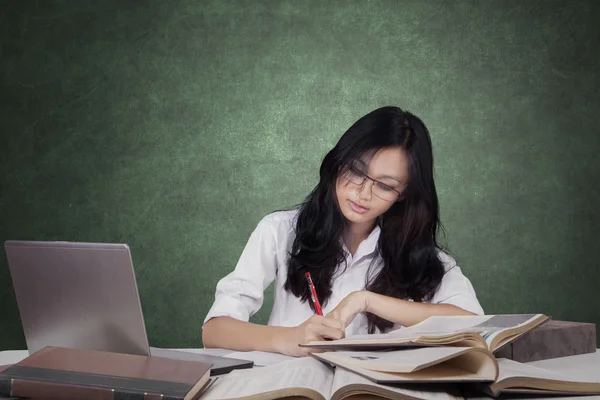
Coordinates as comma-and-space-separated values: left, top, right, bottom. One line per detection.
204, 209, 484, 336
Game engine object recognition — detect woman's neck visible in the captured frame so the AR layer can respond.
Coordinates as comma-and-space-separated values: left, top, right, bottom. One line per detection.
345, 220, 376, 256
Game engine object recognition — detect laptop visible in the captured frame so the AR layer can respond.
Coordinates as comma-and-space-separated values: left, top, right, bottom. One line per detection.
4, 240, 253, 376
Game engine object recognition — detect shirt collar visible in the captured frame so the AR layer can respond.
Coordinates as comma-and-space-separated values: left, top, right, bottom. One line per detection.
362, 224, 381, 254
341, 224, 381, 261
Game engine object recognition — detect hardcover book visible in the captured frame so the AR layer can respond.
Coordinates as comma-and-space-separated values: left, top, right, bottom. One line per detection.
0, 346, 212, 400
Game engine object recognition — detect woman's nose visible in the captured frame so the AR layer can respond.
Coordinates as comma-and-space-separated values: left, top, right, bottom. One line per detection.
356, 179, 373, 201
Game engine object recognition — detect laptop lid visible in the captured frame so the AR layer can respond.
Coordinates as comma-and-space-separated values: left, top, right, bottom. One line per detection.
4, 240, 151, 356
4, 240, 254, 376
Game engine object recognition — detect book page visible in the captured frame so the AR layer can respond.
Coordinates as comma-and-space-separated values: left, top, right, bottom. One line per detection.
331, 366, 464, 400
398, 316, 494, 335
346, 316, 492, 341
202, 357, 334, 400
489, 358, 600, 396
347, 314, 539, 344
496, 358, 600, 384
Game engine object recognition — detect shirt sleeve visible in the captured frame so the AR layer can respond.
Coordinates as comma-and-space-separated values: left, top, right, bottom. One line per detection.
430, 251, 485, 315
202, 216, 279, 326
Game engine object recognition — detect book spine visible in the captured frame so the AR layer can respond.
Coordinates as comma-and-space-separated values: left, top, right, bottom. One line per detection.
0, 378, 181, 400
0, 376, 13, 398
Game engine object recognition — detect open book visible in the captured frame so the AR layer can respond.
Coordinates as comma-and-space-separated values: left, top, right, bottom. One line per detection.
201, 356, 464, 400
304, 314, 549, 353
313, 349, 600, 397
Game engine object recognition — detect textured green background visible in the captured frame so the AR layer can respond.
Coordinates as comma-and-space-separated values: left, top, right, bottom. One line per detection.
1, 0, 599, 350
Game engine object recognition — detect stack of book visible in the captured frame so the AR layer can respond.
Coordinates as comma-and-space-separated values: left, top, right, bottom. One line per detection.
2, 314, 598, 400
200, 314, 600, 400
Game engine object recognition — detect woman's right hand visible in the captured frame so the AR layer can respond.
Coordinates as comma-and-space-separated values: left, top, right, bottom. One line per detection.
276, 315, 345, 357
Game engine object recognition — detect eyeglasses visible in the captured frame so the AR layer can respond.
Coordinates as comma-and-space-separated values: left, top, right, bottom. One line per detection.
342, 164, 403, 202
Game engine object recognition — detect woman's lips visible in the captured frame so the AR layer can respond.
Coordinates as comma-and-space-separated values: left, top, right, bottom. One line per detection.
348, 200, 369, 214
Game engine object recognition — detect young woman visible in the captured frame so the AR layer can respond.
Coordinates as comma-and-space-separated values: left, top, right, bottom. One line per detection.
202, 106, 483, 356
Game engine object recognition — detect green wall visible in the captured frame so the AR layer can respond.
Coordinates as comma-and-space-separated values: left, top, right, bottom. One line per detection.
1, 0, 599, 350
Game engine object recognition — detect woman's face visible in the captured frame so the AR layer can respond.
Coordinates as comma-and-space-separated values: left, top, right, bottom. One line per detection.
335, 146, 409, 229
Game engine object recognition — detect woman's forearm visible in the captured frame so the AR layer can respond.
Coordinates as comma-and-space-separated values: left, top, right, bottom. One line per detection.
202, 316, 290, 352
364, 291, 476, 327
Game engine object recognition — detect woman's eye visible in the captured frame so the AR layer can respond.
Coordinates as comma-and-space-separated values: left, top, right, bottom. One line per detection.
376, 183, 394, 192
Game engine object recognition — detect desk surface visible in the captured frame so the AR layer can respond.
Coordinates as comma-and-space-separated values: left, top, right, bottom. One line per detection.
1, 348, 599, 399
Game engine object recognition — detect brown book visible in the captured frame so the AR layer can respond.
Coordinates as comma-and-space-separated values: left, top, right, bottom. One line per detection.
0, 346, 212, 400
493, 320, 596, 362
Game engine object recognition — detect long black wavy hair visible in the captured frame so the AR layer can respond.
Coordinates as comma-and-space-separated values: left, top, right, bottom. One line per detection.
284, 106, 447, 333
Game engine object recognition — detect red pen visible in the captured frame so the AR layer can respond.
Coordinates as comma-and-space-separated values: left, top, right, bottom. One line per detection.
305, 272, 323, 316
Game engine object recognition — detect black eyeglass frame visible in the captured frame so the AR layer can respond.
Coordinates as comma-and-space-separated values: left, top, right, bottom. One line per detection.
342, 164, 404, 202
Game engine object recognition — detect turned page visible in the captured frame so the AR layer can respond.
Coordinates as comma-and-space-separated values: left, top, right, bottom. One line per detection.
203, 357, 334, 400
477, 315, 546, 350
314, 346, 497, 384
320, 347, 483, 373
331, 366, 464, 400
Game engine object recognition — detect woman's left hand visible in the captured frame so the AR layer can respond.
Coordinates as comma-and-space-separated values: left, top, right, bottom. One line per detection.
326, 291, 370, 329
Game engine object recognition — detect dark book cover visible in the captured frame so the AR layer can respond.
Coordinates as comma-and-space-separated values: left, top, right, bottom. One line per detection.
494, 320, 596, 362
